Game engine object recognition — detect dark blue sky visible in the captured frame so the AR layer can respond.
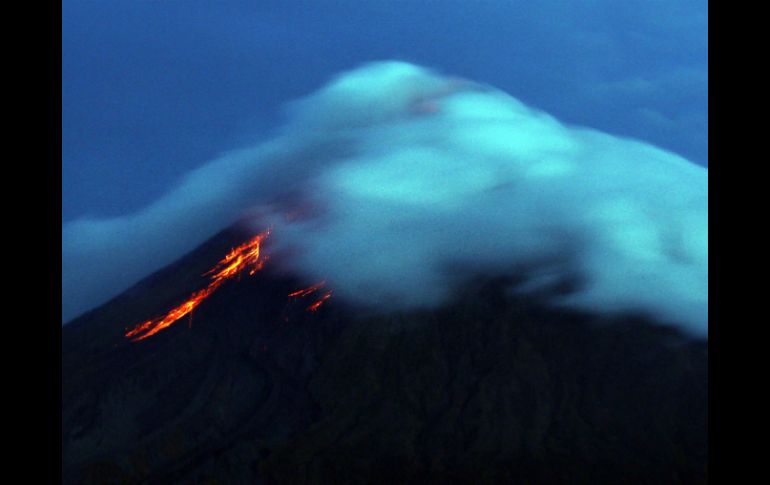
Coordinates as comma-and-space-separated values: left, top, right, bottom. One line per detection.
62, 0, 707, 222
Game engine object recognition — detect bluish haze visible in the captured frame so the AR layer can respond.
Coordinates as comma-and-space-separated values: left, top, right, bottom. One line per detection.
63, 0, 707, 222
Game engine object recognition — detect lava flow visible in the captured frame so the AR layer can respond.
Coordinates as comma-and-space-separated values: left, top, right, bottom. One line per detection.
125, 229, 271, 341
288, 281, 333, 312
307, 290, 333, 312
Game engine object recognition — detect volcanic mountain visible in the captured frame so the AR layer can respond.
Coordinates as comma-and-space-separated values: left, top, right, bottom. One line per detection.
62, 224, 707, 484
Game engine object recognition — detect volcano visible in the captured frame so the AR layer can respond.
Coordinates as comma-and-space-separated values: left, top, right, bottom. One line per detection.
62, 224, 707, 485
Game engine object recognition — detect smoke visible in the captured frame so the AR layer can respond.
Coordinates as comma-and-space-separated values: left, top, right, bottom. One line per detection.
62, 61, 707, 336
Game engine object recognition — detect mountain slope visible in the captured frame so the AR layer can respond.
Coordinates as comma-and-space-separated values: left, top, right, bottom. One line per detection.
62, 226, 707, 484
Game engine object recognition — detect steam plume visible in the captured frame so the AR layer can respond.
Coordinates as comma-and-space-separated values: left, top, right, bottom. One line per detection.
63, 61, 707, 336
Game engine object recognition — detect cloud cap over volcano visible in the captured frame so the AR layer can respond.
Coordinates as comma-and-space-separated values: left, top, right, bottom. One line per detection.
63, 61, 707, 336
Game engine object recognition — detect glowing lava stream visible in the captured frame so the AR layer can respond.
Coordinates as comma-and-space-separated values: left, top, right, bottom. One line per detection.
125, 228, 337, 342
307, 290, 333, 312
125, 230, 271, 342
288, 281, 326, 298
288, 281, 333, 312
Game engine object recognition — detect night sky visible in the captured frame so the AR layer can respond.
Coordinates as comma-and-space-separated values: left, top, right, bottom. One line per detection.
62, 0, 707, 223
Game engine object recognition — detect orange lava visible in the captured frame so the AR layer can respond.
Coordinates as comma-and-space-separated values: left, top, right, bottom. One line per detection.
307, 290, 333, 312
288, 281, 333, 312
125, 229, 270, 341
288, 281, 326, 298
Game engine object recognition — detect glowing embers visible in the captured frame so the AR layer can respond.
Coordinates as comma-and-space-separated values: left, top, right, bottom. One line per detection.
288, 281, 333, 312
125, 230, 271, 342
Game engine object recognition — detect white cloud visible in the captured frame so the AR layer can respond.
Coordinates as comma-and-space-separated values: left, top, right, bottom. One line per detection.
63, 61, 707, 336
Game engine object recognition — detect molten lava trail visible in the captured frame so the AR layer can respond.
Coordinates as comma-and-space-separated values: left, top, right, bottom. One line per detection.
125, 230, 270, 341
307, 290, 333, 312
288, 281, 333, 312
288, 281, 326, 298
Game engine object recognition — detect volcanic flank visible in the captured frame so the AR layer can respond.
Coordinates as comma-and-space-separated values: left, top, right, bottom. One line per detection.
62, 223, 707, 485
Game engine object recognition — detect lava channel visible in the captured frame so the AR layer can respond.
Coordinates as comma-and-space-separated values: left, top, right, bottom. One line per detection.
125, 229, 270, 341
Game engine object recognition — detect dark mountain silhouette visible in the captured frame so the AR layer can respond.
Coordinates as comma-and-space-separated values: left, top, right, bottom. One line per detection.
62, 225, 707, 484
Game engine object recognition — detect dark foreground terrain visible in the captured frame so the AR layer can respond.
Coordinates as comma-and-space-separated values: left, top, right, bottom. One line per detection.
62, 227, 707, 484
